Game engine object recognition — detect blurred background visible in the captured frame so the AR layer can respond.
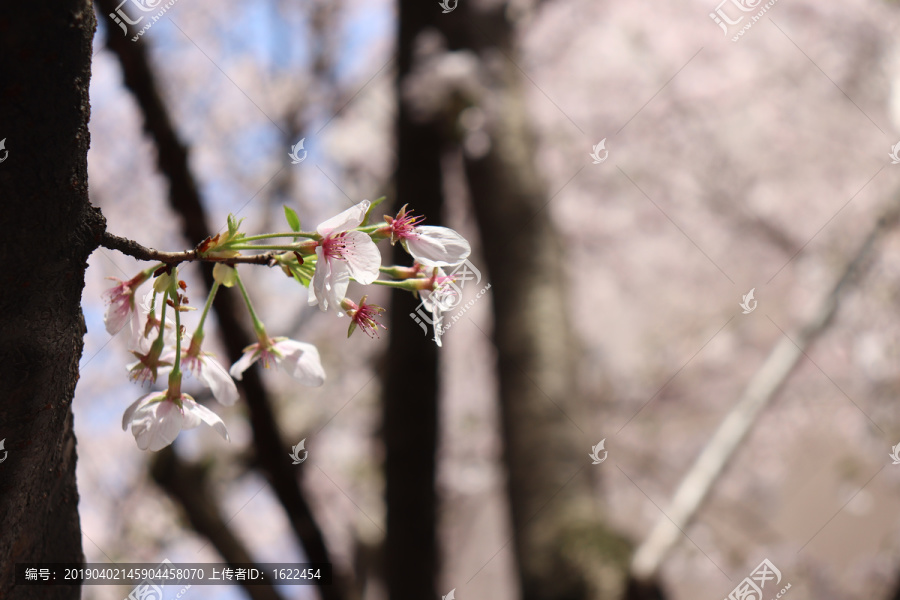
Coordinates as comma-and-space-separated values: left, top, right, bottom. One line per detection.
78, 0, 900, 598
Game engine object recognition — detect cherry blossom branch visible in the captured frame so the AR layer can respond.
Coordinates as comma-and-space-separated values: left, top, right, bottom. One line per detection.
629, 201, 900, 582
97, 20, 354, 600
99, 231, 281, 266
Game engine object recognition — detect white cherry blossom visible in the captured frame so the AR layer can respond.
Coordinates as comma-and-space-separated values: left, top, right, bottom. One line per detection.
122, 391, 229, 451
229, 337, 325, 387
309, 200, 381, 313
384, 204, 470, 267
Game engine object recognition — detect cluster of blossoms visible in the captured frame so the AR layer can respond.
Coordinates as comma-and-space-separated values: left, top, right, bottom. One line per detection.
103, 199, 471, 451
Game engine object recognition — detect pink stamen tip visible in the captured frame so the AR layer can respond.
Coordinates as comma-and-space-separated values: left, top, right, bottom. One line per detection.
322, 232, 349, 260
352, 302, 387, 338
391, 210, 425, 239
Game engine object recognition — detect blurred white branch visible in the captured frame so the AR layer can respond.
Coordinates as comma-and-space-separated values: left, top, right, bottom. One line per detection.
630, 200, 900, 582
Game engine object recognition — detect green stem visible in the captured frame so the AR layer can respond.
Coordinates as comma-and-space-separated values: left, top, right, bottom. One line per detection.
192, 281, 220, 342
141, 263, 164, 278
237, 232, 321, 242
379, 265, 421, 278
372, 277, 435, 291
229, 244, 311, 252
147, 290, 158, 319
152, 289, 168, 351
370, 279, 410, 289
234, 268, 267, 338
169, 279, 183, 379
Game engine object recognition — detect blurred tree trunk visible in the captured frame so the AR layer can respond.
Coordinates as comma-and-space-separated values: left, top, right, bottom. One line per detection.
381, 1, 445, 599
450, 5, 637, 600
0, 2, 99, 599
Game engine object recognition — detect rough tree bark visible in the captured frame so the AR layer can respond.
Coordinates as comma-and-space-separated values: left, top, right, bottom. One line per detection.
381, 1, 445, 598
0, 2, 100, 599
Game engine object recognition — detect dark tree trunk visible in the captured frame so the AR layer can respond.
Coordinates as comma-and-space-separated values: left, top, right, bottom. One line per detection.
0, 2, 100, 599
381, 1, 446, 599
451, 4, 636, 599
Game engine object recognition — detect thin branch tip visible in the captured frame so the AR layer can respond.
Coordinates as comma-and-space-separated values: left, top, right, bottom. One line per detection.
99, 230, 282, 266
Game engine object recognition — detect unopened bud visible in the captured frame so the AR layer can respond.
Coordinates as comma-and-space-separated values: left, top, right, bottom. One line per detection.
213, 263, 238, 287
153, 272, 174, 294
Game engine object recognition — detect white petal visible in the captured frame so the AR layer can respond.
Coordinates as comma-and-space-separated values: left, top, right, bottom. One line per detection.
340, 231, 382, 285
276, 340, 326, 387
128, 307, 148, 352
406, 226, 471, 267
310, 246, 328, 311
197, 356, 240, 406
315, 199, 370, 236
307, 248, 321, 308
182, 398, 230, 442
229, 346, 260, 381
132, 399, 184, 451
312, 248, 350, 313
422, 293, 445, 346
122, 392, 159, 430
104, 300, 131, 336
127, 291, 153, 348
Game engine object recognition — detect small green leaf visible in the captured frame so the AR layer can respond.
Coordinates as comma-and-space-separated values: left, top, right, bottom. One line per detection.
283, 205, 301, 232
362, 196, 387, 226
226, 214, 245, 236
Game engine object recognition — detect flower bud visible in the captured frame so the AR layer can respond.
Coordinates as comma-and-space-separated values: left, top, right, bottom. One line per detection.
153, 272, 174, 294
213, 263, 238, 287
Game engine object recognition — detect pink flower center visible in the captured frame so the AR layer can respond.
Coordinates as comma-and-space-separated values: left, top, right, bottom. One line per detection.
353, 303, 386, 338
130, 356, 158, 385
321, 232, 350, 260
389, 211, 425, 240
257, 347, 282, 370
